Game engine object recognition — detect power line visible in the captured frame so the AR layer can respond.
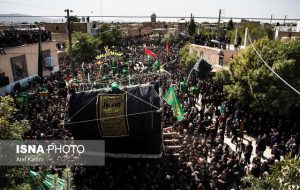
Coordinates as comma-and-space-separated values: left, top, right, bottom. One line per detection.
66, 110, 160, 125
247, 34, 300, 96
119, 88, 160, 110
0, 15, 300, 21
65, 9, 74, 73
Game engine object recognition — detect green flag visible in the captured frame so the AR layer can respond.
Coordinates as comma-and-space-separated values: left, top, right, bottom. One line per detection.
153, 61, 160, 73
180, 82, 188, 94
163, 86, 185, 121
122, 68, 128, 76
173, 98, 185, 121
17, 96, 25, 104
112, 66, 117, 74
164, 86, 176, 105
190, 86, 198, 95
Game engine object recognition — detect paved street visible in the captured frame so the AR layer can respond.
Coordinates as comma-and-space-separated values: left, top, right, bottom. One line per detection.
224, 134, 273, 161
196, 97, 273, 162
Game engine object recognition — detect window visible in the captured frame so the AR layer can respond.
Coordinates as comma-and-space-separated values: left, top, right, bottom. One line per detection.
56, 26, 59, 31
10, 55, 28, 81
42, 49, 51, 70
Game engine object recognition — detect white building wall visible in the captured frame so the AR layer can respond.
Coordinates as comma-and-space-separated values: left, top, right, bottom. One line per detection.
0, 41, 58, 94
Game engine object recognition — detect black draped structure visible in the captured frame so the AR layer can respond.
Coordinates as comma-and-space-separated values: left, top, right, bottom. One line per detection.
195, 59, 212, 80
67, 84, 162, 158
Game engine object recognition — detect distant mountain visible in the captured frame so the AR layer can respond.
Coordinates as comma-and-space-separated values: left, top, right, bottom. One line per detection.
0, 14, 63, 25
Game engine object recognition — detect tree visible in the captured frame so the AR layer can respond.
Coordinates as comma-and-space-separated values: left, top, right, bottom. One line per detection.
188, 14, 196, 36
110, 26, 122, 45
227, 22, 274, 45
179, 44, 191, 65
213, 70, 231, 85
242, 157, 300, 190
68, 16, 80, 23
0, 96, 29, 139
98, 24, 122, 46
225, 38, 300, 115
227, 18, 234, 30
0, 96, 29, 189
65, 32, 101, 61
179, 44, 199, 70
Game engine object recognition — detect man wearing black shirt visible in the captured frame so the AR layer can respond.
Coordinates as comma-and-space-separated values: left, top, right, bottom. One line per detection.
244, 141, 253, 164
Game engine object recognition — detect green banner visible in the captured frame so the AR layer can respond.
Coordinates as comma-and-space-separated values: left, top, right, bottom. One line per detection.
163, 86, 185, 121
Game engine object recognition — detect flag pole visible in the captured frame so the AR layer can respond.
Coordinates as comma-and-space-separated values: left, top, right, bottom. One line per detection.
186, 60, 200, 84
186, 65, 195, 84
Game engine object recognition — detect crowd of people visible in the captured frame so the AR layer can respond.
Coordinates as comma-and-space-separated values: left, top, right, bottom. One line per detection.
0, 28, 51, 49
194, 33, 231, 49
4, 34, 299, 190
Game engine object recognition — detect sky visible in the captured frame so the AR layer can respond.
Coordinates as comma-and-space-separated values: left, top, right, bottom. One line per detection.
0, 0, 300, 22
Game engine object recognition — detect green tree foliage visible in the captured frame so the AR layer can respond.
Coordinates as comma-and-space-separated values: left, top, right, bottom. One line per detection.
198, 26, 218, 37
98, 24, 122, 46
242, 175, 265, 190
65, 32, 101, 61
68, 16, 80, 23
188, 14, 196, 36
213, 70, 231, 85
0, 96, 29, 139
179, 44, 190, 63
0, 96, 29, 189
185, 54, 198, 71
227, 22, 274, 45
65, 24, 122, 60
227, 18, 234, 31
225, 38, 300, 115
179, 44, 199, 70
243, 157, 300, 190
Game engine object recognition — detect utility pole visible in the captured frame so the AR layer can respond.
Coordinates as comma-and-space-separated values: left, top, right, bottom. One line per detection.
244, 28, 249, 47
217, 9, 221, 38
270, 14, 273, 25
284, 15, 287, 25
234, 24, 238, 45
65, 9, 74, 73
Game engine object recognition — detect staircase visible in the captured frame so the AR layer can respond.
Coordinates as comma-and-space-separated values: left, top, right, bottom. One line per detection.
163, 127, 181, 157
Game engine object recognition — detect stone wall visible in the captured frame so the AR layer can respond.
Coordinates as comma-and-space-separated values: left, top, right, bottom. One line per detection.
189, 44, 237, 66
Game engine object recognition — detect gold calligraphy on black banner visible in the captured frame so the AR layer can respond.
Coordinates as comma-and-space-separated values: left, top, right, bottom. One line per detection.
97, 94, 129, 137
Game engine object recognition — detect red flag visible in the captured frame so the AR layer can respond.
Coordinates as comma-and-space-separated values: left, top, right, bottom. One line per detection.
144, 48, 157, 58
165, 39, 169, 55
